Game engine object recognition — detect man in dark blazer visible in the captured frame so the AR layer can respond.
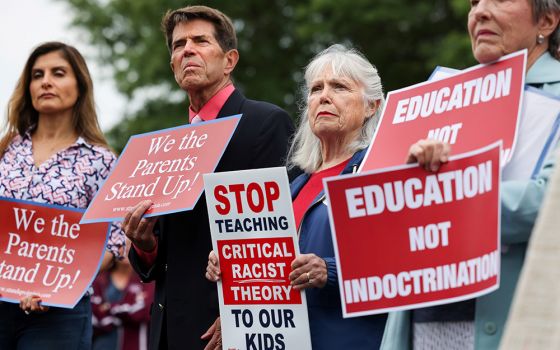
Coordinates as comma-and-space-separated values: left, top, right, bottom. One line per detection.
123, 5, 294, 350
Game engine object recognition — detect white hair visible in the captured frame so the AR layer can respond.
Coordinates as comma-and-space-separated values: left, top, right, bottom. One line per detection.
287, 44, 385, 173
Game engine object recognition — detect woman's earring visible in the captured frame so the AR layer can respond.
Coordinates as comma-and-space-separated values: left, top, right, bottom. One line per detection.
537, 34, 545, 45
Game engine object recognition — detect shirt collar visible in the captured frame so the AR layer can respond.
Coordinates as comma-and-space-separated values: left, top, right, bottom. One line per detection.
526, 52, 560, 85
23, 126, 92, 150
188, 83, 235, 123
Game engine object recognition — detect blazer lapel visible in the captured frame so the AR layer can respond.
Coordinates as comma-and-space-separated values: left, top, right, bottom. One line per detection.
217, 89, 245, 118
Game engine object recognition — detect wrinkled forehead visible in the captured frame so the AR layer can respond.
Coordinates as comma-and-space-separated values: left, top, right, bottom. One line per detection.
172, 19, 217, 41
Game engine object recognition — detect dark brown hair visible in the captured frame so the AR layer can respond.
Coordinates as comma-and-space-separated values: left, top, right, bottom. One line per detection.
161, 5, 237, 53
0, 41, 110, 155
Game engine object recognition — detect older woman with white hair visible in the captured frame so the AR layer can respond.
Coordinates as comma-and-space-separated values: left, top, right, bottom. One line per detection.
206, 44, 388, 349
286, 43, 387, 349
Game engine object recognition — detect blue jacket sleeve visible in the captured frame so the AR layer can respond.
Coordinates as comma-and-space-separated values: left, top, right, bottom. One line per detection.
501, 148, 557, 244
323, 257, 339, 289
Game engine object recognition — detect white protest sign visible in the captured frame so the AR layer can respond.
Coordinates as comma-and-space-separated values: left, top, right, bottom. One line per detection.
204, 167, 312, 350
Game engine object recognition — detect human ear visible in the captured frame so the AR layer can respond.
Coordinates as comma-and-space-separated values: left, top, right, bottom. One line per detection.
224, 49, 239, 75
538, 11, 560, 38
367, 99, 381, 118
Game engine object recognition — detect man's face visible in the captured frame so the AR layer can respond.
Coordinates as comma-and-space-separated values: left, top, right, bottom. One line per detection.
170, 19, 233, 92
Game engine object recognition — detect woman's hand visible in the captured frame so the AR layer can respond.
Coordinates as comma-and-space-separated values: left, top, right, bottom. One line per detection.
19, 295, 49, 314
406, 139, 450, 172
206, 250, 221, 282
289, 254, 327, 290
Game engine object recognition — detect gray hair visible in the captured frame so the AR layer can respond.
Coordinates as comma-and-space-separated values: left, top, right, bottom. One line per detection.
287, 44, 384, 173
533, 0, 560, 58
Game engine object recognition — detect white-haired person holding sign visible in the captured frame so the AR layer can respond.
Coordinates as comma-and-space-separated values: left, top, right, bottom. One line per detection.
205, 44, 388, 349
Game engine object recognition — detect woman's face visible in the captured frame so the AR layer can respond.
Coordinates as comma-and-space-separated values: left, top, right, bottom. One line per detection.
307, 66, 370, 144
29, 51, 79, 115
468, 0, 544, 65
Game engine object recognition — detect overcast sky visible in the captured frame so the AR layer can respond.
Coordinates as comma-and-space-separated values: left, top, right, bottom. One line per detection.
0, 0, 126, 131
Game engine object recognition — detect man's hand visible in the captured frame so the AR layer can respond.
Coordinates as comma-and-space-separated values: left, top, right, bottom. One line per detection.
123, 200, 158, 252
201, 317, 222, 350
205, 250, 221, 282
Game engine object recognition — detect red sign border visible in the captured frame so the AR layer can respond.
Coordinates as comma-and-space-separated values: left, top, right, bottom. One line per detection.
0, 196, 111, 308
324, 142, 503, 318
359, 50, 526, 173
81, 114, 241, 224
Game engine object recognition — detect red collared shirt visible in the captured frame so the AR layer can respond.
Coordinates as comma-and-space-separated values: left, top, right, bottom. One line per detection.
134, 83, 236, 266
292, 159, 350, 231
188, 83, 235, 123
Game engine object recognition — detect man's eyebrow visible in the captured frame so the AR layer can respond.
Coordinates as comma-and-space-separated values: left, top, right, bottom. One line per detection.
172, 34, 211, 46
191, 34, 210, 40
172, 38, 186, 45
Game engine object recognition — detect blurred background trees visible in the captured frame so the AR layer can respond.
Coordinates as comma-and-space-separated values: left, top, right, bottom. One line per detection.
62, 0, 476, 152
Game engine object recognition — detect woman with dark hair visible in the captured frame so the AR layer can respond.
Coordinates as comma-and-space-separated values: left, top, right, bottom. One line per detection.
382, 1, 560, 349
0, 41, 125, 349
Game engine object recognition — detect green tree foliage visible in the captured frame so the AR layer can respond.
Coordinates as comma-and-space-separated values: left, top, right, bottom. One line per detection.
62, 0, 475, 152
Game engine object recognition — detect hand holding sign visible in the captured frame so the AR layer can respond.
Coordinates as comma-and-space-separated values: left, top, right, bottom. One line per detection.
406, 139, 451, 171
360, 51, 525, 172
206, 250, 221, 282
82, 115, 241, 223
324, 143, 501, 317
0, 198, 110, 308
208, 242, 330, 290
201, 317, 222, 350
289, 254, 328, 290
122, 200, 158, 253
204, 167, 312, 350
20, 295, 49, 314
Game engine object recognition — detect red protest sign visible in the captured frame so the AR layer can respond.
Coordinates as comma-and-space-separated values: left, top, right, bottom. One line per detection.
81, 115, 240, 223
324, 143, 501, 317
361, 50, 525, 172
0, 197, 110, 308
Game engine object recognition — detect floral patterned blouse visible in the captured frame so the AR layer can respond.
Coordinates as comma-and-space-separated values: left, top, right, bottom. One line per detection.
0, 131, 125, 258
